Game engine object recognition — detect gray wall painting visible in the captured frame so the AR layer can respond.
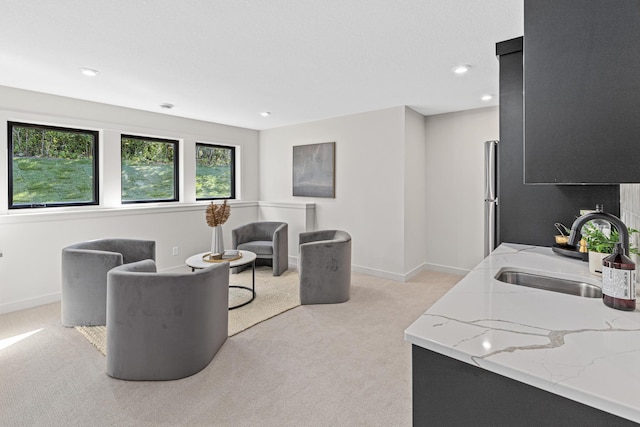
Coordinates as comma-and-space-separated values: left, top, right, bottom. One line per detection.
293, 142, 335, 198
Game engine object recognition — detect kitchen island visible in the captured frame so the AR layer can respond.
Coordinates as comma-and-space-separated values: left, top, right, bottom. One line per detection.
405, 243, 640, 426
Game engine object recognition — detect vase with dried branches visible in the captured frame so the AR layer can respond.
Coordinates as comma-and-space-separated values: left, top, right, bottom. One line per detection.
206, 200, 231, 258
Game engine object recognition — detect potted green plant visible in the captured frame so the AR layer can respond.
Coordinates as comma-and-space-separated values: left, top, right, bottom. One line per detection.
581, 222, 639, 275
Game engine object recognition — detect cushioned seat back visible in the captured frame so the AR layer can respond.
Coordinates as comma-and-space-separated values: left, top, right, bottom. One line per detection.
333, 230, 351, 243
61, 238, 156, 327
299, 229, 350, 246
247, 222, 282, 241
69, 238, 156, 264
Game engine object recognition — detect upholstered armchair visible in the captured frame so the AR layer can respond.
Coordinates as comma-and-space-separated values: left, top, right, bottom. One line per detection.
232, 222, 288, 276
106, 259, 229, 381
61, 238, 156, 327
298, 230, 352, 305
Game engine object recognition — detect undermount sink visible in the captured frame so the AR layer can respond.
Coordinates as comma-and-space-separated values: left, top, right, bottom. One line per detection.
495, 269, 602, 298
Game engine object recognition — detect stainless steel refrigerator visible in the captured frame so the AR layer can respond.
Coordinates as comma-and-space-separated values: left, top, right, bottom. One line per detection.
484, 140, 498, 257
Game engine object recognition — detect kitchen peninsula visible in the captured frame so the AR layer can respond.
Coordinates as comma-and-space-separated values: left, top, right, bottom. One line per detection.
405, 244, 640, 426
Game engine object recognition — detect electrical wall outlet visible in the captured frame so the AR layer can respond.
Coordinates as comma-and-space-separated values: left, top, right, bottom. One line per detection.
172, 247, 179, 256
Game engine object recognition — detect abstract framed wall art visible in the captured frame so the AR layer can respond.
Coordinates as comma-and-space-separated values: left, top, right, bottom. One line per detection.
292, 142, 335, 198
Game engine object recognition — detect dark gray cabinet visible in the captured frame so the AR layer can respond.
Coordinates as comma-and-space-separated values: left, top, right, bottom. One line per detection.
524, 0, 640, 184
496, 37, 619, 247
412, 345, 638, 426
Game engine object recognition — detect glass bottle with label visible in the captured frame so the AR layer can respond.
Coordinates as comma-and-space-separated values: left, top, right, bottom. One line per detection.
602, 242, 636, 311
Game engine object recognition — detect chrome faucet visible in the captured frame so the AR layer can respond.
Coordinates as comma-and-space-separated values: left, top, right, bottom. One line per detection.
568, 206, 629, 255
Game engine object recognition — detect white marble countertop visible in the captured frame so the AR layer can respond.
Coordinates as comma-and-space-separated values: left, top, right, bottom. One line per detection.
405, 243, 640, 423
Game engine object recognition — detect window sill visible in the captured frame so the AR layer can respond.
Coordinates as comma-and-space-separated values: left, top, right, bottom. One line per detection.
0, 200, 257, 225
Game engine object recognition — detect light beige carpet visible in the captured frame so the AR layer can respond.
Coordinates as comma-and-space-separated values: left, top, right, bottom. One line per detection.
76, 267, 300, 355
228, 267, 299, 335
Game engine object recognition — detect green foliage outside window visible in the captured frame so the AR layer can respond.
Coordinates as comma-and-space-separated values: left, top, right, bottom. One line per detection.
121, 136, 178, 202
121, 138, 174, 165
196, 143, 235, 199
9, 124, 232, 207
9, 122, 98, 208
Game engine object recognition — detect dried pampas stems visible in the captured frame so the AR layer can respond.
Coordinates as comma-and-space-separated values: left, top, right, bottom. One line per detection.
206, 200, 230, 227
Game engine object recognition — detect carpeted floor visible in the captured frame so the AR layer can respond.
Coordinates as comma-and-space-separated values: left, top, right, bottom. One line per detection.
0, 269, 461, 427
228, 267, 300, 336
76, 267, 301, 355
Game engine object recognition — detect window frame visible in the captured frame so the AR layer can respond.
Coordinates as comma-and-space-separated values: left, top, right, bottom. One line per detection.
195, 142, 236, 201
120, 134, 180, 204
7, 121, 100, 210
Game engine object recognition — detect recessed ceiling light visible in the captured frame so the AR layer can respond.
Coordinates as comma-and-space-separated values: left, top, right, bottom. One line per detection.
79, 67, 99, 77
481, 94, 493, 101
452, 65, 471, 74
260, 112, 271, 117
159, 103, 174, 109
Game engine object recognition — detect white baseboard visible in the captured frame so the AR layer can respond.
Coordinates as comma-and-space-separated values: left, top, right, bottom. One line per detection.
160, 264, 191, 273
351, 263, 466, 282
423, 262, 469, 277
288, 255, 298, 271
351, 264, 407, 282
0, 292, 61, 315
290, 257, 466, 283
403, 263, 429, 282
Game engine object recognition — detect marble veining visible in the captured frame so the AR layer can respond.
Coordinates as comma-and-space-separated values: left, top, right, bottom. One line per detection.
405, 243, 640, 423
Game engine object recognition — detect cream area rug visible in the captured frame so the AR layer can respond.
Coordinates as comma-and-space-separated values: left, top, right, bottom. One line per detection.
75, 267, 300, 356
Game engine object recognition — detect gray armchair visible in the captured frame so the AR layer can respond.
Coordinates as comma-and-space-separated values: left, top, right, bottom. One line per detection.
61, 238, 156, 327
106, 259, 229, 381
298, 230, 351, 304
232, 221, 288, 276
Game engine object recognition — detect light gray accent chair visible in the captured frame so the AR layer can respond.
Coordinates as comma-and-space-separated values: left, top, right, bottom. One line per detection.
106, 259, 229, 381
298, 230, 351, 305
232, 221, 288, 276
61, 238, 156, 327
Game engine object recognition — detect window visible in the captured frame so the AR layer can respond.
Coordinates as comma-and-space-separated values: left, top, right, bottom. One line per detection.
121, 135, 179, 203
196, 143, 235, 200
8, 122, 99, 209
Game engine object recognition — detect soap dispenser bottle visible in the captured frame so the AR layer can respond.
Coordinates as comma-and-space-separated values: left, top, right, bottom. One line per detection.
602, 242, 636, 311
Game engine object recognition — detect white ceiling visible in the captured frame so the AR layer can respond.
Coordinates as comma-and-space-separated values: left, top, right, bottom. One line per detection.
0, 0, 523, 130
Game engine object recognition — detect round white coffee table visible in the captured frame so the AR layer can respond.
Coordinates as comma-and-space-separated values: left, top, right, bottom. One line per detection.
185, 250, 257, 310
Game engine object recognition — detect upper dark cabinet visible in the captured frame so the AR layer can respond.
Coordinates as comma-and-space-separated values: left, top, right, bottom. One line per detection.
524, 0, 640, 184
